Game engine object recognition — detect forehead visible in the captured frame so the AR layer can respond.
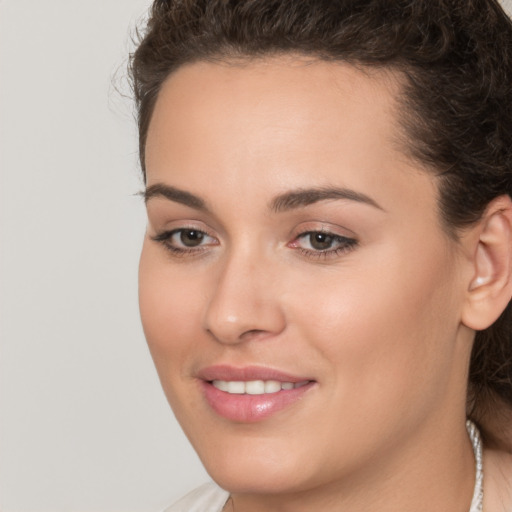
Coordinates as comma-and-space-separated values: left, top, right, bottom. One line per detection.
146, 56, 405, 173
145, 57, 437, 220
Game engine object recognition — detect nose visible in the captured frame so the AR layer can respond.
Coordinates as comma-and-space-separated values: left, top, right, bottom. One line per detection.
203, 251, 286, 345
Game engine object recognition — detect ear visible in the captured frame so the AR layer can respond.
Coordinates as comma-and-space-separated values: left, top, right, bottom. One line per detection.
462, 195, 512, 331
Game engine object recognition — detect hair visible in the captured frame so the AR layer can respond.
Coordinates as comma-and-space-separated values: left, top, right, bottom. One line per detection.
129, 0, 512, 445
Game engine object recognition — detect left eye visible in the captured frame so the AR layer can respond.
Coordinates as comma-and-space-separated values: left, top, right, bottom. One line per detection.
294, 231, 357, 252
152, 228, 217, 253
171, 229, 210, 248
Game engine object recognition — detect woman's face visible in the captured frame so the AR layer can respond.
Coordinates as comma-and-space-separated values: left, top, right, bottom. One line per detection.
140, 58, 473, 494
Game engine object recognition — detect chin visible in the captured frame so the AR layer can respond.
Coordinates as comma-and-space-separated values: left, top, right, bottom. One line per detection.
205, 460, 314, 495
194, 434, 319, 494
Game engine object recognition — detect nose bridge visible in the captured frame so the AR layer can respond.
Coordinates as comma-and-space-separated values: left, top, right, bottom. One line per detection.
203, 243, 285, 344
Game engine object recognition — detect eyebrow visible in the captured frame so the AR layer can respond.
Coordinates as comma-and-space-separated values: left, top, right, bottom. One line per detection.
143, 183, 383, 213
144, 183, 209, 212
269, 187, 384, 213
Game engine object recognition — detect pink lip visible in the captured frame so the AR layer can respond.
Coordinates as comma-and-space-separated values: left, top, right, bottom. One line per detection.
197, 365, 316, 423
197, 365, 312, 383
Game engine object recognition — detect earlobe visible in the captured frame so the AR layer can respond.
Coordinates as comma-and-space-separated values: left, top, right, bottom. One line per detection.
462, 195, 512, 331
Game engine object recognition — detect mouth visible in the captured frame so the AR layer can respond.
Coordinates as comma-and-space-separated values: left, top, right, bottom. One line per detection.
197, 365, 316, 422
211, 379, 310, 394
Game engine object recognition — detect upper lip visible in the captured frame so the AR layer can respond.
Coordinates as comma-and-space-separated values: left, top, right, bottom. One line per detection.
197, 365, 314, 383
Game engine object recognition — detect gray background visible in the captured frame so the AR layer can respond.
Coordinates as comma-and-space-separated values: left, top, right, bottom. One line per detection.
0, 1, 208, 511
1, 1, 511, 510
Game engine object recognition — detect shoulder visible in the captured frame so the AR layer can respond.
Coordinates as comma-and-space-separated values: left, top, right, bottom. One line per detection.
483, 448, 512, 512
162, 482, 230, 512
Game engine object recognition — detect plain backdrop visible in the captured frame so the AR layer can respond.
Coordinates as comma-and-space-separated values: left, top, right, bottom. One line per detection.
1, 1, 512, 511
0, 1, 209, 511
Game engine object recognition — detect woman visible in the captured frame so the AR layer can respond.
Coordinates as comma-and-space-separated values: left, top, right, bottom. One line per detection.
130, 1, 512, 510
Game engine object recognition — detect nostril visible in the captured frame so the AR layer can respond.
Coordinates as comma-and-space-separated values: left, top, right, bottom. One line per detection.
241, 329, 266, 338
206, 326, 281, 345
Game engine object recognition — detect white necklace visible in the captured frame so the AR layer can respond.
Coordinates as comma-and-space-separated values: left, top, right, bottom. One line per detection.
467, 419, 484, 512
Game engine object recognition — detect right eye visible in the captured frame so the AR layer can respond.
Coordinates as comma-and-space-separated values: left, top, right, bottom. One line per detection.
151, 228, 218, 255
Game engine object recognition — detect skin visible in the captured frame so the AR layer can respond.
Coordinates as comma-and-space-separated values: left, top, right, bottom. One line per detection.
139, 57, 512, 511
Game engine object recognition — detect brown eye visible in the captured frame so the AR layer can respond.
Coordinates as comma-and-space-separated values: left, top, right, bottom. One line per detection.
152, 227, 219, 256
309, 232, 334, 250
291, 230, 358, 258
179, 229, 205, 247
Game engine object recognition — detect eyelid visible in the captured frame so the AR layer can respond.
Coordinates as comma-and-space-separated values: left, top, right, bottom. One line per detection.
289, 221, 357, 240
149, 219, 216, 238
150, 222, 219, 257
288, 230, 356, 249
287, 222, 359, 260
153, 227, 217, 245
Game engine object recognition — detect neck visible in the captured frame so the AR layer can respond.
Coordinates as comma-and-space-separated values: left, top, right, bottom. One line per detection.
228, 416, 476, 512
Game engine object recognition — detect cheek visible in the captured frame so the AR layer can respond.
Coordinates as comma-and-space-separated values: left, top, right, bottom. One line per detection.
287, 241, 461, 416
138, 241, 202, 375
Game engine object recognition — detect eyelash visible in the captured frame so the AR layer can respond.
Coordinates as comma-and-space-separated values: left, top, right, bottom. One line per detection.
151, 228, 358, 260
290, 231, 358, 260
151, 228, 217, 257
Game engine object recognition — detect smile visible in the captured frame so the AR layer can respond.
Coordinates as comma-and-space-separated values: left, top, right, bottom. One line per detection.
211, 379, 310, 394
198, 366, 316, 422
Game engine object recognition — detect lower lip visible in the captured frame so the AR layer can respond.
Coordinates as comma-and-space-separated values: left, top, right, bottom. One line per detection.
201, 381, 315, 423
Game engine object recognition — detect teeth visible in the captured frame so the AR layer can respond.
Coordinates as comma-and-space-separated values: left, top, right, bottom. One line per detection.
214, 380, 229, 392
264, 380, 281, 393
246, 380, 265, 395
227, 381, 245, 394
212, 380, 305, 395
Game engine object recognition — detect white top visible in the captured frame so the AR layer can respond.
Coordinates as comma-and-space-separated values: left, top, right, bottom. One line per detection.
162, 482, 229, 512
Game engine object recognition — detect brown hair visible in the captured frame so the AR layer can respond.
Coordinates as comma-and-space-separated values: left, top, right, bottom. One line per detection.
130, 0, 512, 445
